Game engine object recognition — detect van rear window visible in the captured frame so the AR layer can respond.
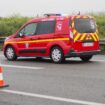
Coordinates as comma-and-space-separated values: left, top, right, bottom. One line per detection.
74, 18, 96, 33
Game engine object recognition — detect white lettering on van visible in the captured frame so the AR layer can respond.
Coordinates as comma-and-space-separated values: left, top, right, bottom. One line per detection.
57, 23, 62, 31
26, 43, 29, 48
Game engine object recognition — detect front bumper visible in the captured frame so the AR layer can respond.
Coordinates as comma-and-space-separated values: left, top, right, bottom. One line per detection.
65, 49, 101, 58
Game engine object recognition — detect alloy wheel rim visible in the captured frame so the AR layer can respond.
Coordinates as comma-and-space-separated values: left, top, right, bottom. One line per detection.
52, 49, 62, 62
6, 48, 14, 59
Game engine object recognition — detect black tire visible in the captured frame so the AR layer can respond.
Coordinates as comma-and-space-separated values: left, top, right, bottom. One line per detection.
5, 46, 17, 61
50, 47, 65, 63
80, 55, 93, 62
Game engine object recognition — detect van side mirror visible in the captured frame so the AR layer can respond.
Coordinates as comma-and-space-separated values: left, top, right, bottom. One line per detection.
19, 33, 25, 38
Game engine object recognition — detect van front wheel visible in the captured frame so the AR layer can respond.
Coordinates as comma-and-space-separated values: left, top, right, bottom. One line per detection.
80, 55, 93, 62
5, 46, 17, 61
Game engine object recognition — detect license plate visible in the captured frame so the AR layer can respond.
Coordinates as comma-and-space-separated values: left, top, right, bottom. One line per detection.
83, 42, 94, 47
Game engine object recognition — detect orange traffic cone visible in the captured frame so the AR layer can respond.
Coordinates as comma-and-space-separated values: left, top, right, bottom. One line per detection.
0, 66, 9, 88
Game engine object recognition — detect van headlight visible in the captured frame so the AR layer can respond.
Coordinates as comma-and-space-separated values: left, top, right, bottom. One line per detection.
5, 37, 9, 42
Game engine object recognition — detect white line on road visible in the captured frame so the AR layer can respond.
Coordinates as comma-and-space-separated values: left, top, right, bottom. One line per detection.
0, 54, 105, 62
92, 60, 105, 62
0, 64, 44, 70
1, 89, 105, 105
0, 55, 4, 57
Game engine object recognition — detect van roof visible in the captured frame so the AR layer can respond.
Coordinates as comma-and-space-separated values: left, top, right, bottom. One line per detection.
28, 15, 94, 23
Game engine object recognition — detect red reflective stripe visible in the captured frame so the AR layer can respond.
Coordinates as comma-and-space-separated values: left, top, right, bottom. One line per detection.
83, 34, 87, 41
78, 34, 82, 40
89, 34, 93, 40
72, 27, 75, 31
74, 31, 78, 37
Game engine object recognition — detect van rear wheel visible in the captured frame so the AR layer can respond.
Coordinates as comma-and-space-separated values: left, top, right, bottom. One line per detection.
51, 47, 65, 63
80, 55, 93, 62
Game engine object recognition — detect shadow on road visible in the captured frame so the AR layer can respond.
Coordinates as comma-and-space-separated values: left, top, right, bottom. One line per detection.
14, 57, 94, 65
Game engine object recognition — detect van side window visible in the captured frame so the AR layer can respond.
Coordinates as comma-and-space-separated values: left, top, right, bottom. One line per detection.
17, 23, 37, 37
24, 23, 37, 36
36, 21, 55, 35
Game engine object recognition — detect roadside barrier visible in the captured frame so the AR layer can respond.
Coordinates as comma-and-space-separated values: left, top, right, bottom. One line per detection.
0, 37, 6, 51
0, 66, 9, 88
0, 37, 6, 43
99, 39, 105, 45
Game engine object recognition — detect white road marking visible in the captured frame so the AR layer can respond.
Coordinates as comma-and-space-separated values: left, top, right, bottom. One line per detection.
1, 89, 105, 105
0, 64, 44, 70
92, 60, 105, 62
0, 74, 3, 80
0, 55, 4, 57
0, 54, 105, 62
67, 58, 105, 62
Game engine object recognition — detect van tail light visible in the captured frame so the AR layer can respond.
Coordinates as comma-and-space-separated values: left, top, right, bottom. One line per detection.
69, 31, 74, 39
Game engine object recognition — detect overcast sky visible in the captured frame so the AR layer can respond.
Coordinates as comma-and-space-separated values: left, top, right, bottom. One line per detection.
0, 0, 105, 17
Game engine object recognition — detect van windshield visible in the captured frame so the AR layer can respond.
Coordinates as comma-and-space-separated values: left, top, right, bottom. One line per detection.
74, 18, 96, 33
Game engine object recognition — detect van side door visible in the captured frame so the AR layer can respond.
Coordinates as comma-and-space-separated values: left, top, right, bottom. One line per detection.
34, 20, 56, 56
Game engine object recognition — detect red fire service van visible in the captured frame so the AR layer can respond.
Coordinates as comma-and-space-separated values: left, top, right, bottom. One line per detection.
3, 14, 100, 63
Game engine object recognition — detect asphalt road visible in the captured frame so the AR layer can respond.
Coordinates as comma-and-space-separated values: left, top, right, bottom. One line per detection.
0, 51, 105, 105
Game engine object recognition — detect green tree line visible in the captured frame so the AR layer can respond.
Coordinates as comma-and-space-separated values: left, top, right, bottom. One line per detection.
0, 15, 105, 39
0, 15, 31, 37
94, 15, 105, 39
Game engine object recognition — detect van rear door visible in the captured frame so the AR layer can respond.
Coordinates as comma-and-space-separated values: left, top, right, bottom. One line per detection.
70, 17, 99, 52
